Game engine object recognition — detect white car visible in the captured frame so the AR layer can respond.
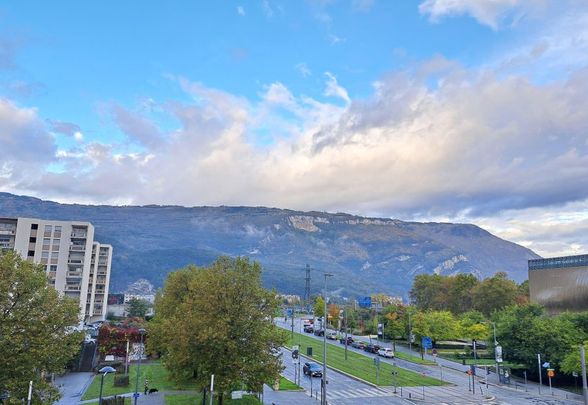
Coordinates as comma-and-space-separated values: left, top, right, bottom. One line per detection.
378, 348, 394, 358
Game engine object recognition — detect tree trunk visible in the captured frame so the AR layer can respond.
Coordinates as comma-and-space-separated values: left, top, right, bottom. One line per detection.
219, 392, 224, 405
202, 388, 206, 405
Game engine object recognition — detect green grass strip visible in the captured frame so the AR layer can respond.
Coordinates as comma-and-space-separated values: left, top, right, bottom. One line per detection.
164, 393, 260, 405
82, 362, 197, 400
287, 332, 445, 387
278, 376, 303, 391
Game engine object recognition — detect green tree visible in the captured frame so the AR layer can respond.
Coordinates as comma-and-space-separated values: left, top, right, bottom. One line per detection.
472, 272, 518, 316
458, 311, 490, 341
127, 298, 150, 318
447, 274, 479, 314
148, 257, 286, 402
314, 296, 325, 318
412, 310, 458, 342
493, 304, 585, 375
0, 251, 82, 404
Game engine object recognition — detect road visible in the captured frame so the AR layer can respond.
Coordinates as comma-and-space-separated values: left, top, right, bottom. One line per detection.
277, 317, 582, 405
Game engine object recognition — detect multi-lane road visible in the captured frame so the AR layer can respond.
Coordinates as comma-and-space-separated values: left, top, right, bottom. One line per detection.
275, 317, 582, 405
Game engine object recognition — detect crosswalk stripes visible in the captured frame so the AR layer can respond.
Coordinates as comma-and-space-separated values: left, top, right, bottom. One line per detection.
326, 387, 394, 400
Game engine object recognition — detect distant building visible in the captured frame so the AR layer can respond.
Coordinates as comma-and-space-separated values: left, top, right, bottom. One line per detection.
528, 254, 588, 314
0, 217, 113, 324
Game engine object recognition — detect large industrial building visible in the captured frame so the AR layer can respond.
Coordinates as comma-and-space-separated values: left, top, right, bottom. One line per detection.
528, 254, 588, 314
0, 217, 113, 324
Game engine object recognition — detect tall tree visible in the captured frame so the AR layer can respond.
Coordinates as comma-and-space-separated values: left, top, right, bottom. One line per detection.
471, 272, 518, 316
148, 257, 286, 402
411, 310, 458, 342
127, 298, 150, 318
314, 296, 325, 318
0, 251, 82, 404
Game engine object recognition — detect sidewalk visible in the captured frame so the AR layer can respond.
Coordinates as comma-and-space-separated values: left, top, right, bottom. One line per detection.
54, 372, 95, 405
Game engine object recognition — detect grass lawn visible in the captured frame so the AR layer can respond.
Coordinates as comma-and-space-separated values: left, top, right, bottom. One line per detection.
393, 350, 436, 365
278, 376, 303, 391
165, 393, 260, 405
287, 332, 445, 387
82, 361, 197, 400
83, 397, 132, 404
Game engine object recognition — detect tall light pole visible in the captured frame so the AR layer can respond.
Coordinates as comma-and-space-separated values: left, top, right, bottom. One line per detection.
134, 328, 146, 405
322, 273, 333, 405
98, 366, 116, 405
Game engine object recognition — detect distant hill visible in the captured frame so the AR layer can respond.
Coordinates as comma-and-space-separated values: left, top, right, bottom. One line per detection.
0, 192, 540, 298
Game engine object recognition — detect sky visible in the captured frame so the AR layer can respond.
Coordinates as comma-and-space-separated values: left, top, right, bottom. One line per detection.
1, 0, 588, 258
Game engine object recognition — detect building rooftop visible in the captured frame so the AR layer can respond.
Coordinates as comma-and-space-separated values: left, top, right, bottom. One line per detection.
529, 254, 588, 270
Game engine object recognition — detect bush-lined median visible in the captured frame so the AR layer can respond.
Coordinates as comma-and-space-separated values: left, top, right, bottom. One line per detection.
287, 332, 445, 387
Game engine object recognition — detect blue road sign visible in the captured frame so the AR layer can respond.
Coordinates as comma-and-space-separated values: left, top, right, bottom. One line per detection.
542, 362, 550, 368
286, 308, 293, 317
358, 297, 372, 308
422, 336, 433, 349
133, 393, 140, 398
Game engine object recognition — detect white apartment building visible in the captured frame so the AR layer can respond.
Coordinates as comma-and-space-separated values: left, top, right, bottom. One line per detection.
0, 217, 112, 324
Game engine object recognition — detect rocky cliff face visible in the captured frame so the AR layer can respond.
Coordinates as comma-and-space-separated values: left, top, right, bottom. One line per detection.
0, 192, 540, 297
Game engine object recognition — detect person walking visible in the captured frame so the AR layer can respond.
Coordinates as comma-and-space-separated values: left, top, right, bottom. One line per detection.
144, 379, 149, 395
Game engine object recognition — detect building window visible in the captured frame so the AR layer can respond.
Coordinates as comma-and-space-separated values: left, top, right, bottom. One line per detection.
44, 225, 52, 232
41, 251, 49, 259
29, 236, 36, 243
50, 265, 57, 271
31, 223, 38, 230
27, 250, 35, 257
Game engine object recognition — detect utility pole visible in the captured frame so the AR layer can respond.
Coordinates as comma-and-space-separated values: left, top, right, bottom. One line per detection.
322, 273, 333, 405
304, 264, 311, 311
537, 354, 542, 395
291, 309, 294, 340
408, 311, 413, 353
580, 345, 588, 405
344, 309, 349, 361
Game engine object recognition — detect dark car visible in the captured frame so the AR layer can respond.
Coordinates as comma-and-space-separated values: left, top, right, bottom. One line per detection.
304, 325, 314, 333
339, 336, 354, 345
313, 329, 325, 337
303, 362, 323, 377
364, 344, 381, 353
351, 341, 366, 349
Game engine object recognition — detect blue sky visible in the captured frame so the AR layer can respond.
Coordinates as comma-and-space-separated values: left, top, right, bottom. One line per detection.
1, 0, 588, 257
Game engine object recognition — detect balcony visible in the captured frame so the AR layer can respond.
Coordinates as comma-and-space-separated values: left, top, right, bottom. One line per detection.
70, 232, 87, 239
0, 229, 15, 235
69, 245, 86, 252
96, 280, 106, 285
65, 285, 81, 291
66, 271, 83, 278
98, 260, 108, 266
67, 259, 84, 265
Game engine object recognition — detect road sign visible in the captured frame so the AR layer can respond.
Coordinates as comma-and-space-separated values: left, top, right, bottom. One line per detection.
573, 371, 579, 377
422, 336, 433, 349
286, 308, 293, 317
495, 345, 503, 363
358, 296, 372, 308
133, 393, 140, 398
543, 362, 550, 368
547, 369, 555, 377
377, 323, 383, 337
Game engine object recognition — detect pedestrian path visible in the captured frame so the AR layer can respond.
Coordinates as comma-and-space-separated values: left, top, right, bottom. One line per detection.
326, 386, 392, 401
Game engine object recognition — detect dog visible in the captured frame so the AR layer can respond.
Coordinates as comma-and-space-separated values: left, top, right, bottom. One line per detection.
148, 388, 159, 394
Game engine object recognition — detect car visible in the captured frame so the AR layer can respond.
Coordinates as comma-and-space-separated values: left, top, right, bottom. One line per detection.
304, 325, 314, 333
339, 336, 354, 345
351, 341, 366, 349
364, 344, 381, 353
378, 348, 395, 358
326, 331, 338, 340
303, 362, 323, 377
314, 329, 325, 337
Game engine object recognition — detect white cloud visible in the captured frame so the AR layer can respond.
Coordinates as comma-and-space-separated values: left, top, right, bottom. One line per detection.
418, 0, 548, 30
237, 6, 245, 16
295, 62, 312, 78
73, 131, 84, 142
323, 72, 350, 104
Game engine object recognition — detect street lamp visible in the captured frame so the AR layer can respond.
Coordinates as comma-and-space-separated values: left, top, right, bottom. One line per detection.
98, 366, 116, 405
322, 273, 333, 405
133, 328, 146, 405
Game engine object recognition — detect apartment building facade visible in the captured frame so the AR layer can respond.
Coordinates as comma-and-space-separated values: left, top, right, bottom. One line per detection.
0, 217, 112, 324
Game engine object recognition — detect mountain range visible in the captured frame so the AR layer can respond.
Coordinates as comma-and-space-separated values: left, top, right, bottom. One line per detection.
0, 192, 540, 298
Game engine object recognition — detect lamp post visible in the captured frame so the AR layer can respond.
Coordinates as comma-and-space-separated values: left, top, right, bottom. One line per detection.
322, 273, 333, 405
98, 366, 116, 405
134, 328, 146, 405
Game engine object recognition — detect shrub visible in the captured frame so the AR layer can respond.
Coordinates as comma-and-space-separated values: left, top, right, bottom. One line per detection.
113, 375, 130, 387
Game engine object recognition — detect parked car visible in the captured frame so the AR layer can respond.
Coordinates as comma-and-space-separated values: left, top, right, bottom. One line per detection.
378, 348, 395, 358
339, 336, 354, 345
351, 341, 366, 349
326, 331, 338, 340
364, 344, 381, 353
304, 325, 314, 333
303, 362, 323, 377
314, 329, 325, 337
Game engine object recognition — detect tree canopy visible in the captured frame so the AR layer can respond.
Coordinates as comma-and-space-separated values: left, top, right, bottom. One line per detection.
148, 256, 286, 400
0, 251, 82, 404
127, 297, 150, 318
